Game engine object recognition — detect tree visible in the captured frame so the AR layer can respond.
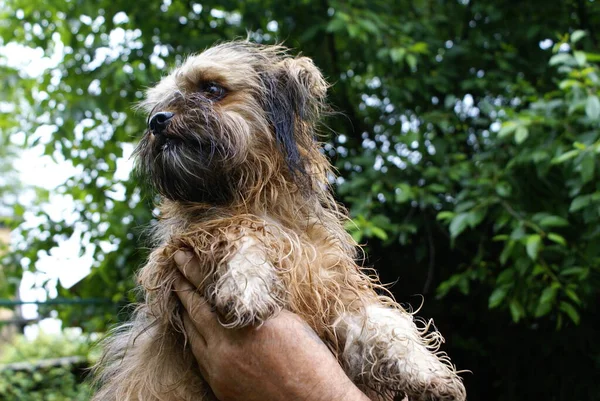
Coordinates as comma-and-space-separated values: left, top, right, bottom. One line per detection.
0, 61, 27, 298
1, 0, 599, 399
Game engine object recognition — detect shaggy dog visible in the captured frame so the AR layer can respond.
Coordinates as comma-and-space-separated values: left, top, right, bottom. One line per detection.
92, 41, 466, 401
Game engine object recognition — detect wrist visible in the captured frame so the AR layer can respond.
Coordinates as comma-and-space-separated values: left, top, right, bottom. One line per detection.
304, 374, 370, 401
331, 384, 371, 401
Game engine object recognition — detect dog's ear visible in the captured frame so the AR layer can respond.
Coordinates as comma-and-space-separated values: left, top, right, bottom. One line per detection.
262, 57, 327, 187
277, 57, 327, 121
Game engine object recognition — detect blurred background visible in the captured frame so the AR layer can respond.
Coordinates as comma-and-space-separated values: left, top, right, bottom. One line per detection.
1, 0, 599, 399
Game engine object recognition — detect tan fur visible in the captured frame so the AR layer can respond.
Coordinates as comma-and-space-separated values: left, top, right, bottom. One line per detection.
92, 41, 466, 401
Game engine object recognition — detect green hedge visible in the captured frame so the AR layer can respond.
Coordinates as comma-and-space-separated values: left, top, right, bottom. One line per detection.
0, 331, 96, 400
0, 365, 91, 401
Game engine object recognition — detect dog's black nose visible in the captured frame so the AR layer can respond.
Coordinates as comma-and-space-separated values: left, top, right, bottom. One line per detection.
148, 111, 175, 134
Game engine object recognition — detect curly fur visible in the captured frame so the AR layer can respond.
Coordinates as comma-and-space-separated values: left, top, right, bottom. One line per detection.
91, 41, 466, 401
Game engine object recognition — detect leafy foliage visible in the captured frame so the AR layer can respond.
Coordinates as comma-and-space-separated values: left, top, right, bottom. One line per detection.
0, 331, 94, 364
0, 367, 91, 401
433, 31, 600, 327
1, 0, 599, 399
0, 331, 93, 401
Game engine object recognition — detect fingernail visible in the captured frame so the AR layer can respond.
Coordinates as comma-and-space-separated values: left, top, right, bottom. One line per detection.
174, 250, 194, 267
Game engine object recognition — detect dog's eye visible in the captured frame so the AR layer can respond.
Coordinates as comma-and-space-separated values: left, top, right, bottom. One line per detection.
200, 82, 226, 100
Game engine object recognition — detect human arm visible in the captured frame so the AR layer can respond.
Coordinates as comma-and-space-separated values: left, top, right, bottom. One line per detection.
173, 250, 371, 401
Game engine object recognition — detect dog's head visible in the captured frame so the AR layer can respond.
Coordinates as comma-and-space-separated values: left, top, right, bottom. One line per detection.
135, 41, 328, 204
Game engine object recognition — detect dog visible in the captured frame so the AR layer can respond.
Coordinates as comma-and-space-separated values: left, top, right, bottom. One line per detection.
91, 41, 466, 401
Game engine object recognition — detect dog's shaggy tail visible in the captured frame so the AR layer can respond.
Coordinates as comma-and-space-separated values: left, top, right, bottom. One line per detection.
91, 307, 210, 401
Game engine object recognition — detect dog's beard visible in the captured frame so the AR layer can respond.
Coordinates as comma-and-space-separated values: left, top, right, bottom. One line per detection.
136, 137, 236, 204
135, 96, 241, 204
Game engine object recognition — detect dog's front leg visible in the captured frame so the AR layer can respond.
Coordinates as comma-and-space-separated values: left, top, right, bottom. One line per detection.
206, 235, 286, 328
335, 305, 466, 401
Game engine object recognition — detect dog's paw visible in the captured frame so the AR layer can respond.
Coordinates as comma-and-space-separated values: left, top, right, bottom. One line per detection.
337, 305, 466, 401
207, 236, 285, 328
384, 362, 466, 401
375, 340, 466, 401
407, 375, 467, 401
207, 274, 284, 328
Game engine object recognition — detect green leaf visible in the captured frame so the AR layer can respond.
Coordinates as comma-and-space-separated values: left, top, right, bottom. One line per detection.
497, 121, 517, 138
540, 285, 558, 305
586, 95, 600, 120
427, 183, 446, 193
514, 126, 529, 144
551, 149, 579, 164
488, 286, 508, 309
549, 53, 574, 66
512, 226, 527, 240
535, 298, 553, 317
538, 215, 569, 228
410, 42, 429, 54
565, 288, 581, 305
347, 24, 361, 38
436, 274, 462, 298
559, 301, 580, 325
395, 183, 414, 203
496, 269, 514, 284
449, 213, 470, 239
585, 52, 600, 62
390, 48, 406, 63
406, 54, 417, 70
569, 194, 592, 212
457, 276, 470, 295
467, 208, 486, 228
535, 286, 557, 317
568, 99, 587, 114
444, 95, 457, 109
357, 19, 380, 35
509, 299, 525, 322
500, 240, 515, 265
436, 211, 455, 221
547, 233, 567, 246
559, 266, 589, 278
570, 30, 586, 44
526, 234, 542, 260
326, 17, 347, 33
350, 230, 363, 243
574, 51, 586, 66
370, 226, 388, 241
559, 79, 583, 90
13, 203, 25, 216
495, 182, 512, 197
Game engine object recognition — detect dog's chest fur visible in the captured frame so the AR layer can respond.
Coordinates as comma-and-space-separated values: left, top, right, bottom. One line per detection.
145, 207, 366, 341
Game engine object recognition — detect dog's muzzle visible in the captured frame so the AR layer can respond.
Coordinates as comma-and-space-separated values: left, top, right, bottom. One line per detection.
149, 111, 175, 135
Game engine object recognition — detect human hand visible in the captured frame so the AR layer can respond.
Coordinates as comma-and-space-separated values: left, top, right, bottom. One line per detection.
173, 250, 371, 401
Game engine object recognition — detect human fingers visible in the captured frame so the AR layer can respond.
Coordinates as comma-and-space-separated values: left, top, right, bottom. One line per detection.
181, 308, 207, 349
181, 309, 210, 379
173, 273, 220, 337
174, 250, 206, 289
